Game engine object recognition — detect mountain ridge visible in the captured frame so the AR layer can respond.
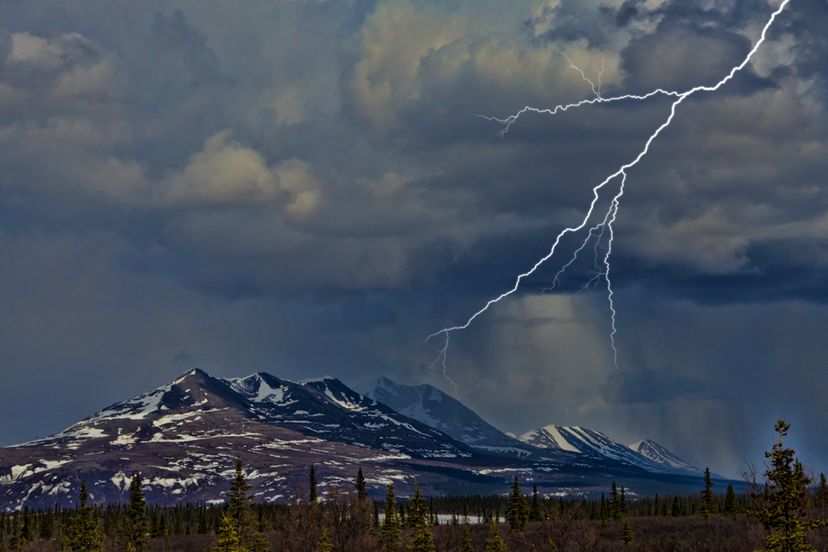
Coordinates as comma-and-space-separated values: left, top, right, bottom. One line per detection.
0, 368, 715, 511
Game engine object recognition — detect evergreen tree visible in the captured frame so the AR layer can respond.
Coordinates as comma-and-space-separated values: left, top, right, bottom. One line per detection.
61, 481, 104, 552
381, 484, 402, 552
671, 496, 680, 517
121, 473, 148, 552
410, 516, 436, 552
407, 483, 427, 529
484, 519, 506, 552
225, 459, 266, 552
529, 484, 543, 522
504, 477, 529, 530
621, 518, 633, 546
356, 467, 367, 502
701, 467, 715, 520
752, 419, 827, 551
815, 473, 828, 509
309, 465, 318, 505
403, 482, 435, 551
461, 522, 475, 552
213, 514, 244, 552
724, 484, 736, 516
610, 482, 620, 520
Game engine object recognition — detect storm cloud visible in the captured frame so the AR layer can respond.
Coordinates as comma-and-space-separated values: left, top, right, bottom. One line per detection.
0, 0, 826, 477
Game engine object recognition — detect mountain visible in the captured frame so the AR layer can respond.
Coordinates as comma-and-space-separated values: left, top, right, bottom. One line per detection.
227, 373, 472, 458
630, 439, 702, 475
366, 377, 535, 457
365, 379, 702, 477
519, 425, 701, 475
0, 369, 712, 511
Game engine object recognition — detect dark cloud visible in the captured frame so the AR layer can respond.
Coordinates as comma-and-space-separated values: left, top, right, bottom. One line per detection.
0, 0, 826, 476
601, 367, 713, 405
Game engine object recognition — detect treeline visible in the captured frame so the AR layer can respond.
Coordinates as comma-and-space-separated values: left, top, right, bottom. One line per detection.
1, 419, 827, 551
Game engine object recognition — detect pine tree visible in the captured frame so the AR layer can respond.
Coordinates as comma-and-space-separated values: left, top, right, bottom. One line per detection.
402, 482, 435, 551
504, 477, 529, 530
621, 518, 633, 546
213, 514, 244, 552
752, 419, 827, 551
224, 459, 266, 552
610, 482, 620, 520
61, 481, 104, 552
407, 483, 427, 529
356, 468, 367, 502
484, 519, 506, 552
381, 484, 402, 552
815, 473, 828, 509
671, 496, 680, 517
121, 473, 148, 552
309, 465, 318, 505
461, 522, 475, 552
529, 484, 543, 522
410, 516, 436, 552
724, 483, 736, 516
701, 467, 714, 520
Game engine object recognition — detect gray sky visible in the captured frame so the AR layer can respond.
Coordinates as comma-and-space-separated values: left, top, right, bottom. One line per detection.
1, 0, 827, 477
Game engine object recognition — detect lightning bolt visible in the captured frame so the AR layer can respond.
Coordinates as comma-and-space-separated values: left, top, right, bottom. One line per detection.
428, 0, 791, 381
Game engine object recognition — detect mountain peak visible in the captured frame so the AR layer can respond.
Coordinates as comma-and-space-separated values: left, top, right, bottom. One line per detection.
629, 439, 701, 474
366, 378, 533, 455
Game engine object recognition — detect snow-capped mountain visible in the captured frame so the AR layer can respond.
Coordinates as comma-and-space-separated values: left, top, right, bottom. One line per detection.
366, 377, 535, 457
227, 372, 472, 458
0, 369, 474, 511
630, 439, 702, 475
519, 425, 701, 475
0, 369, 713, 511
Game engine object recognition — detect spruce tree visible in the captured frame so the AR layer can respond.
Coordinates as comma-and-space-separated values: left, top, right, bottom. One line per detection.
529, 484, 543, 522
224, 459, 266, 552
504, 477, 529, 530
407, 483, 427, 529
815, 473, 828, 509
356, 467, 367, 502
309, 465, 318, 505
610, 482, 620, 520
121, 473, 148, 552
460, 522, 475, 552
404, 482, 435, 551
621, 518, 633, 546
484, 519, 506, 552
381, 484, 402, 552
724, 483, 736, 516
213, 514, 243, 552
701, 467, 714, 520
752, 419, 827, 551
411, 516, 436, 552
61, 481, 104, 552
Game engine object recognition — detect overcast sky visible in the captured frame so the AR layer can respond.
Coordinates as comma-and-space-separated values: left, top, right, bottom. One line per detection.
1, 0, 826, 477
